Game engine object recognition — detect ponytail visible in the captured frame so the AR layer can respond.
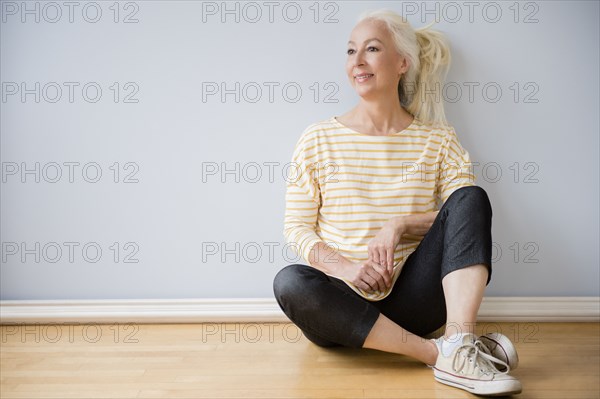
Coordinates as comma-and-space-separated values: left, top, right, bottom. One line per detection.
407, 23, 451, 127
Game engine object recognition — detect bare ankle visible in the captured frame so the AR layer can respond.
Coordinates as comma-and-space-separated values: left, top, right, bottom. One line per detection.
443, 321, 477, 339
425, 339, 439, 366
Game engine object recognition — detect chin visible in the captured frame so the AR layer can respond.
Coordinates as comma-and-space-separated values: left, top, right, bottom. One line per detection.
355, 88, 377, 99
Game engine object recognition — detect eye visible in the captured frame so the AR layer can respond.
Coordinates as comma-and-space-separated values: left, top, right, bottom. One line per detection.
347, 49, 355, 55
367, 46, 379, 52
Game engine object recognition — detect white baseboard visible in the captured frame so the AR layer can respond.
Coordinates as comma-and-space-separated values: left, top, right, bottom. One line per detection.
0, 297, 598, 324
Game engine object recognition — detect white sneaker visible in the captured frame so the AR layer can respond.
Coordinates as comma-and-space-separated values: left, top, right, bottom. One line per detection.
479, 332, 519, 371
431, 334, 522, 396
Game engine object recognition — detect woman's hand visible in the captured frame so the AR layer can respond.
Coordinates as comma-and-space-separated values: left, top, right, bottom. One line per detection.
367, 218, 403, 276
367, 211, 441, 275
336, 259, 392, 293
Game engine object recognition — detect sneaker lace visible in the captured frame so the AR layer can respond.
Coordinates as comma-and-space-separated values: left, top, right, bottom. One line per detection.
452, 339, 511, 376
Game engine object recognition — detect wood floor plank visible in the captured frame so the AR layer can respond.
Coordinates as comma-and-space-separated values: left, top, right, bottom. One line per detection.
1, 322, 598, 399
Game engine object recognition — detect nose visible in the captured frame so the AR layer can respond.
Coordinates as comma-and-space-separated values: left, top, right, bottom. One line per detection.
352, 53, 366, 72
354, 48, 366, 66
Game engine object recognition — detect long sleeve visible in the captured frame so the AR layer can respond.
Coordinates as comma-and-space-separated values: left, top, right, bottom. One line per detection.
436, 127, 477, 206
283, 133, 325, 267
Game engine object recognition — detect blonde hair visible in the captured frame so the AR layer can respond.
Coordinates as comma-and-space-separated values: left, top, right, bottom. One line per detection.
356, 9, 452, 128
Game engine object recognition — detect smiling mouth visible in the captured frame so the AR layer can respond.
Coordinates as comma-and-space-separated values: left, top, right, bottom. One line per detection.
355, 74, 374, 82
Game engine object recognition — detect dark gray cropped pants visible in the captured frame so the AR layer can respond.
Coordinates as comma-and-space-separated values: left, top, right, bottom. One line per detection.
273, 185, 493, 349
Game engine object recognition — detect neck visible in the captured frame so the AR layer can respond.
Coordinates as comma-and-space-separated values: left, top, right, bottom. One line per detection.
352, 96, 413, 134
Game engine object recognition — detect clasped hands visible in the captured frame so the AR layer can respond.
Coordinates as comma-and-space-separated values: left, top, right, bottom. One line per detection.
337, 211, 439, 294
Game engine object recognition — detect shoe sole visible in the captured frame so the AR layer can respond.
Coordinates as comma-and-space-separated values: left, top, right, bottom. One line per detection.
480, 333, 519, 371
434, 369, 522, 396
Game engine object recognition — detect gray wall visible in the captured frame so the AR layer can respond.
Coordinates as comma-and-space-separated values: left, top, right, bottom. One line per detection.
1, 1, 598, 299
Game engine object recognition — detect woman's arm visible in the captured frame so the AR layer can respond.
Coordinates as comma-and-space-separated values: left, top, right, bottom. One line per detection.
389, 212, 439, 238
307, 241, 354, 276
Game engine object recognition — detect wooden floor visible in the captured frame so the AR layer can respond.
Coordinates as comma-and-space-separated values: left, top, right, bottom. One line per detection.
1, 322, 598, 398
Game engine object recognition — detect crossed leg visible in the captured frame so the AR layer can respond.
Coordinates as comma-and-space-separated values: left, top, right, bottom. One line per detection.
363, 264, 488, 365
273, 186, 493, 361
362, 186, 493, 364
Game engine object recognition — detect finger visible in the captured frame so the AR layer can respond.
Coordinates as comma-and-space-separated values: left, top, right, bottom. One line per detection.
375, 251, 392, 288
368, 263, 389, 292
362, 267, 382, 292
372, 260, 391, 289
371, 263, 389, 289
378, 249, 387, 268
359, 267, 378, 292
359, 283, 372, 294
370, 248, 381, 266
387, 254, 394, 278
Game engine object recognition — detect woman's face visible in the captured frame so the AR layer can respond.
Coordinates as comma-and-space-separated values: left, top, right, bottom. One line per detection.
345, 19, 407, 99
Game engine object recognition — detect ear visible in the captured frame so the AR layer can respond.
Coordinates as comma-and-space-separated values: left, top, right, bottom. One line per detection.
398, 57, 409, 74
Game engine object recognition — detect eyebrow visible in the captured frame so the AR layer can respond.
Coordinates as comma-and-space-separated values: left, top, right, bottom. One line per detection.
347, 38, 384, 45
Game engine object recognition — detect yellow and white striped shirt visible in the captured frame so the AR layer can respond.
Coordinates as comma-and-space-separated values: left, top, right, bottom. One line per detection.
283, 115, 476, 301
